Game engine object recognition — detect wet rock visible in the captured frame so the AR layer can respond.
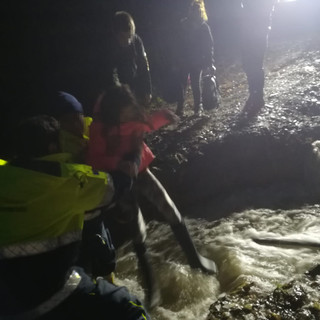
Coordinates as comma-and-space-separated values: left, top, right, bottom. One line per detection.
146, 34, 320, 220
206, 278, 318, 320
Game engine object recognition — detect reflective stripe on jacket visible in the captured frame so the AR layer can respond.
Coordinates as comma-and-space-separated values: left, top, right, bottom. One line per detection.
0, 153, 114, 257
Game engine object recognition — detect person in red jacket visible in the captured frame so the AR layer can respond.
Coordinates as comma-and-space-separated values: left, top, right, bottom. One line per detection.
87, 84, 218, 279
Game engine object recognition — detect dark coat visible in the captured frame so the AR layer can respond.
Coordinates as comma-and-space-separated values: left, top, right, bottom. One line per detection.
241, 0, 276, 35
108, 34, 152, 100
178, 18, 214, 70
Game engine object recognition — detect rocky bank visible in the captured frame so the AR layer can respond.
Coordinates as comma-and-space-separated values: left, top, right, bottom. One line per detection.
145, 34, 320, 221
144, 33, 320, 319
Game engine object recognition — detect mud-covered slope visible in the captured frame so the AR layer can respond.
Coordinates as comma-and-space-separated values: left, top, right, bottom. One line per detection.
144, 35, 320, 220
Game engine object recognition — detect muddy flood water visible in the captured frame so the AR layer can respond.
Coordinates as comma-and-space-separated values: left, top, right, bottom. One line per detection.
112, 31, 320, 319
114, 206, 320, 320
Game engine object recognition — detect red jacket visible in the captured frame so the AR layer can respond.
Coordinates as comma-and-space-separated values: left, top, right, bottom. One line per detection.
87, 110, 171, 173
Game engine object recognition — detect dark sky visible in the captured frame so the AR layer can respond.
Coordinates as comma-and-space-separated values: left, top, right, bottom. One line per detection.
0, 0, 319, 126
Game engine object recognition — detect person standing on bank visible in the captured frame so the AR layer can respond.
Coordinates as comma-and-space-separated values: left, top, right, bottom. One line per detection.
107, 11, 152, 107
176, 1, 215, 117
240, 0, 278, 113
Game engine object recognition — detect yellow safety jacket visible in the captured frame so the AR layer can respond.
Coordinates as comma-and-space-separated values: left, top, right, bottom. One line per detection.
59, 116, 93, 163
0, 153, 113, 259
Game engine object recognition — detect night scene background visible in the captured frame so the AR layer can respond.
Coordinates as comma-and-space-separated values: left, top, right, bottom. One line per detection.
2, 2, 320, 319
1, 1, 319, 116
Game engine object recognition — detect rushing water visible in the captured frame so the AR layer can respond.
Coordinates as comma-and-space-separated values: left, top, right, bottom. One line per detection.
114, 205, 320, 319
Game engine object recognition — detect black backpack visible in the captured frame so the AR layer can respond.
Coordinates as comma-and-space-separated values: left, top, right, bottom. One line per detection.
201, 70, 220, 110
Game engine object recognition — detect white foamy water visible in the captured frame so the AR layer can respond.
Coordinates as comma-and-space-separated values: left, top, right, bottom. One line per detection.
114, 205, 320, 320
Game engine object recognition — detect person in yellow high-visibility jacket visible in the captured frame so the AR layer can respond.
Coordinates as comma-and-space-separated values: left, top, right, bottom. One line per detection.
47, 90, 92, 163
0, 115, 150, 320
47, 91, 120, 279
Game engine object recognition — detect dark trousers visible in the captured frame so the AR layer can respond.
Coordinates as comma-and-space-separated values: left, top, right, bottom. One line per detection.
78, 216, 116, 277
137, 169, 182, 225
177, 64, 202, 111
241, 32, 268, 97
104, 168, 182, 247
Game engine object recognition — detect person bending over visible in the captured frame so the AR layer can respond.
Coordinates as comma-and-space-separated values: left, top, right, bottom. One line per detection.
87, 84, 218, 277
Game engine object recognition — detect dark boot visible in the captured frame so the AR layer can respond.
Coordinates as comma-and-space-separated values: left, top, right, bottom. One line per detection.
245, 69, 265, 113
176, 102, 184, 117
171, 221, 218, 274
134, 242, 161, 309
194, 103, 204, 116
244, 92, 265, 113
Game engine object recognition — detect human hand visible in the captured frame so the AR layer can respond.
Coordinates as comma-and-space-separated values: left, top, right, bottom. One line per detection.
204, 65, 216, 75
164, 109, 180, 124
142, 94, 152, 106
117, 160, 139, 178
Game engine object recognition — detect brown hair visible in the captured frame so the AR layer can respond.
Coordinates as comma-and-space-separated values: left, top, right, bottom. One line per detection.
113, 11, 136, 35
100, 84, 147, 129
12, 115, 60, 159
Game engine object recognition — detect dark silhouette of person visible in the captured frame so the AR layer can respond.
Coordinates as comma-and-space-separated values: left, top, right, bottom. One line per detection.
240, 0, 278, 112
176, 1, 215, 116
106, 11, 152, 107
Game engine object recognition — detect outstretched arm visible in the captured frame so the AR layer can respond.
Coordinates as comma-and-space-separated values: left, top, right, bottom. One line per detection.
147, 109, 179, 131
134, 34, 152, 102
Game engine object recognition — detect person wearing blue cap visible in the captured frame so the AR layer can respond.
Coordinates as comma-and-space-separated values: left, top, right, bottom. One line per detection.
47, 91, 120, 281
48, 91, 92, 163
0, 115, 151, 320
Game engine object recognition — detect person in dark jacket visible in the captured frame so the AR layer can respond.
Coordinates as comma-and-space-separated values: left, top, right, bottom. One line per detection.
176, 1, 215, 116
107, 11, 152, 106
240, 0, 278, 113
0, 115, 151, 320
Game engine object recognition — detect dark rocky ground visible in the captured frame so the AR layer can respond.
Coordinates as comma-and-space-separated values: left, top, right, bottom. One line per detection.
144, 33, 320, 222
207, 273, 320, 320
142, 32, 320, 319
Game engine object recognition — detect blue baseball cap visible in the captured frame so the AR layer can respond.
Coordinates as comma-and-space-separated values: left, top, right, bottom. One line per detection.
49, 91, 83, 118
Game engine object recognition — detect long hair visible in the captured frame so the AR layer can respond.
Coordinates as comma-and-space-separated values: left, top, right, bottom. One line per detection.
113, 11, 136, 35
99, 84, 147, 129
12, 115, 60, 159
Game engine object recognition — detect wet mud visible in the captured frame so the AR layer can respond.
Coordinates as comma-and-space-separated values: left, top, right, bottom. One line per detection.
141, 34, 320, 319
207, 275, 320, 320
145, 34, 320, 221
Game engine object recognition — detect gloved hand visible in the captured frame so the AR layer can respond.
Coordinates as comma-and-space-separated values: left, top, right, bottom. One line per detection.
203, 64, 216, 76
163, 109, 180, 124
110, 170, 134, 198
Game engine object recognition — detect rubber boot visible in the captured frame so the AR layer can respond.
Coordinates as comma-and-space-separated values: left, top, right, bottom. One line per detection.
176, 102, 184, 117
305, 264, 320, 278
171, 221, 218, 274
194, 103, 204, 117
244, 69, 265, 113
134, 242, 161, 309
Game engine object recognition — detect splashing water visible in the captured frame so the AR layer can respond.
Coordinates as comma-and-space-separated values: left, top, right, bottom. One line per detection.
114, 205, 320, 319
